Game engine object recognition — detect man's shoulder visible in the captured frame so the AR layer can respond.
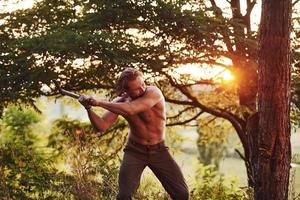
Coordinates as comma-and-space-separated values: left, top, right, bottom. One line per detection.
146, 86, 162, 94
145, 86, 164, 101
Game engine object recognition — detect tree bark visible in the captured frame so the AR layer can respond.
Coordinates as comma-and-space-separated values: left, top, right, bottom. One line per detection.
255, 0, 292, 199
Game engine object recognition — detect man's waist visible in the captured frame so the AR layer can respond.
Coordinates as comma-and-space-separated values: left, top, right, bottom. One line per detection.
127, 138, 165, 149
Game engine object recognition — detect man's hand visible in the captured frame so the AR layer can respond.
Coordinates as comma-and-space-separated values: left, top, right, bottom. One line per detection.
87, 97, 100, 106
78, 95, 92, 109
78, 95, 101, 109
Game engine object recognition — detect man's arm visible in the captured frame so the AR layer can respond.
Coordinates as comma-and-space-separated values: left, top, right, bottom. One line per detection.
92, 87, 163, 116
86, 109, 118, 132
80, 96, 125, 132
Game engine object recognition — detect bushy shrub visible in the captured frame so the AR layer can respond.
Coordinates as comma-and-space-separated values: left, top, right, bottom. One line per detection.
0, 107, 71, 199
190, 163, 253, 200
0, 107, 255, 200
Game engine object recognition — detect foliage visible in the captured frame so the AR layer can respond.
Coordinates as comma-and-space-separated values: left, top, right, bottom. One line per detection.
1, 0, 299, 127
48, 116, 127, 199
49, 115, 128, 158
196, 116, 233, 169
0, 107, 71, 200
0, 106, 257, 199
2, 0, 299, 108
190, 163, 254, 200
0, 106, 127, 199
291, 64, 300, 128
289, 164, 300, 200
134, 175, 171, 200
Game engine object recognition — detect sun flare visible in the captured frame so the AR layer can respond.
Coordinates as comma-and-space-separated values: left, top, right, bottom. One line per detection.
220, 70, 235, 81
175, 63, 235, 83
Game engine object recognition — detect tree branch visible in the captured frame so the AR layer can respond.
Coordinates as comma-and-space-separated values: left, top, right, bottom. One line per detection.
245, 0, 256, 18
209, 0, 234, 53
292, 0, 300, 7
167, 106, 195, 119
235, 148, 246, 161
244, 0, 256, 33
164, 97, 195, 106
163, 72, 247, 145
167, 111, 204, 126
201, 116, 218, 127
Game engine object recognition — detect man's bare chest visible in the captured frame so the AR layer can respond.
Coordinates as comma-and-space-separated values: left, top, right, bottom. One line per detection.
130, 109, 156, 123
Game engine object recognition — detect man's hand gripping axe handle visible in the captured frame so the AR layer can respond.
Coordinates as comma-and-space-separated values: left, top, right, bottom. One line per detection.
53, 80, 80, 99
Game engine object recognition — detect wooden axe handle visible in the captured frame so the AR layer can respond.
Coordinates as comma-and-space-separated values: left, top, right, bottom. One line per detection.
53, 80, 80, 99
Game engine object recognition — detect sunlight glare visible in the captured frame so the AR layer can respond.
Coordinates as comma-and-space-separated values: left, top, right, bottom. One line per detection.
176, 63, 234, 83
220, 70, 234, 81
0, 0, 35, 13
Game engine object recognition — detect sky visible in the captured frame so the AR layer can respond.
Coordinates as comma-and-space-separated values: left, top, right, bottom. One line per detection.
0, 0, 35, 13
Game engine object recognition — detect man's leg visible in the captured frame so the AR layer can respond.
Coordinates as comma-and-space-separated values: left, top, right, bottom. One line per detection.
148, 149, 189, 200
117, 150, 146, 200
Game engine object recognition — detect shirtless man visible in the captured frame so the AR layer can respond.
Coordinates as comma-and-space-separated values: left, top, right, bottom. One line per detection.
79, 68, 189, 200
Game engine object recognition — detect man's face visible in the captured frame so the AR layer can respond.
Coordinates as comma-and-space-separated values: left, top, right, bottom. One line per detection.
126, 76, 146, 99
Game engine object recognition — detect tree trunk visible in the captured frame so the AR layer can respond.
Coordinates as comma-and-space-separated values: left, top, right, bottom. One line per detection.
255, 0, 292, 199
245, 112, 259, 188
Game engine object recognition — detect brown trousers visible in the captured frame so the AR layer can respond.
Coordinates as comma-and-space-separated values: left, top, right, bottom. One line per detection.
116, 139, 189, 200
